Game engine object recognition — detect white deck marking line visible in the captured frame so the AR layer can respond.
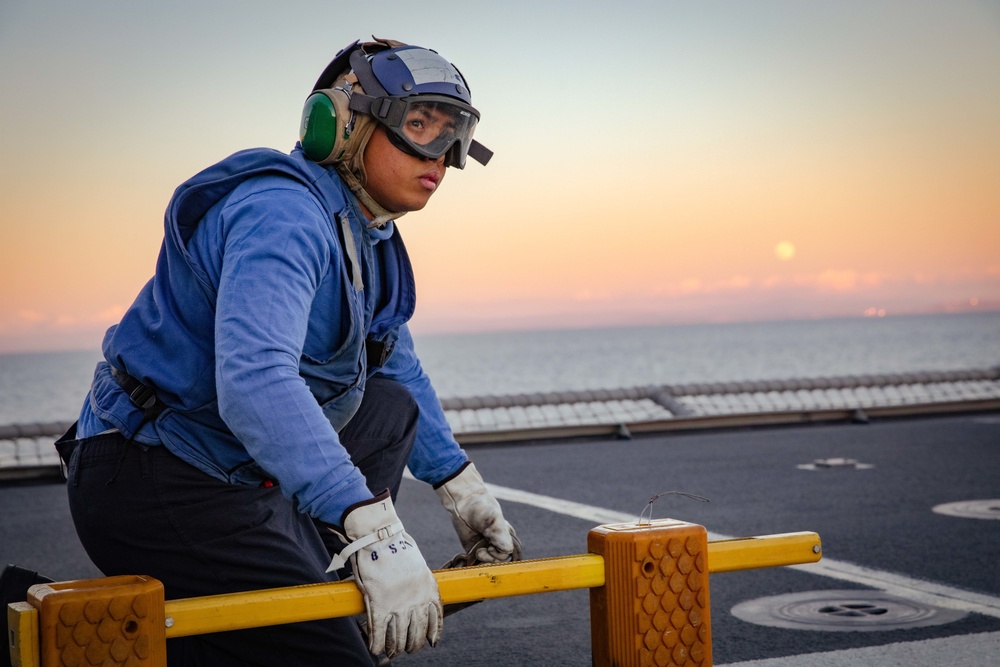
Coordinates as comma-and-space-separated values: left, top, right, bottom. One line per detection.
719, 631, 1000, 667
482, 481, 1000, 620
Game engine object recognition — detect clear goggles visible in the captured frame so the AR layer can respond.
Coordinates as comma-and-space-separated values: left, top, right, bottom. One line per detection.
370, 95, 480, 168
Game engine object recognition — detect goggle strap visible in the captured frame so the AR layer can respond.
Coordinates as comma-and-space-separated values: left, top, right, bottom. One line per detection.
348, 93, 411, 127
468, 140, 493, 166
349, 49, 390, 97
347, 92, 374, 115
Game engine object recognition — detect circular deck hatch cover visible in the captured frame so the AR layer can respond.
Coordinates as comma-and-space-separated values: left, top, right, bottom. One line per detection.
932, 499, 1000, 520
731, 590, 967, 632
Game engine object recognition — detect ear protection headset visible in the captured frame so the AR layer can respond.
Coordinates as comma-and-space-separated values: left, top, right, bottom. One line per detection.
299, 39, 367, 164
299, 87, 354, 164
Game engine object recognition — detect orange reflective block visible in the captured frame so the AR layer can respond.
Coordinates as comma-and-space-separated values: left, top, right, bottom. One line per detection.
27, 575, 166, 667
589, 520, 712, 667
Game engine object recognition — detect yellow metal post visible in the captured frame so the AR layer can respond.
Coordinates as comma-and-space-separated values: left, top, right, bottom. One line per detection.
163, 554, 606, 637
7, 602, 40, 667
707, 532, 822, 573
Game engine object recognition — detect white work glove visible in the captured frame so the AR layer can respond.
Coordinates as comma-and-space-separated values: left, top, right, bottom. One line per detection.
326, 491, 442, 658
434, 462, 518, 563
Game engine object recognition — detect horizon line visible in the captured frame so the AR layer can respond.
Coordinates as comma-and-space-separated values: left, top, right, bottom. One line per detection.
1, 307, 997, 356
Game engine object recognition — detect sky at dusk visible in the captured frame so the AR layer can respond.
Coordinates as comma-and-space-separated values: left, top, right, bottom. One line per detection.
1, 0, 998, 353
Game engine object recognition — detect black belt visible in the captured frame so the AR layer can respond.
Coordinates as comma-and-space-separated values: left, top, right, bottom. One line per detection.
110, 366, 167, 418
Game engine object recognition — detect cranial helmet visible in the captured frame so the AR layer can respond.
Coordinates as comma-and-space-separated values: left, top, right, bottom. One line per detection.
300, 38, 492, 170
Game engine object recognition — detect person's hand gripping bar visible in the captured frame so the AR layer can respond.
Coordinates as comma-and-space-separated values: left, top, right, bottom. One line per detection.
327, 491, 442, 658
435, 462, 518, 563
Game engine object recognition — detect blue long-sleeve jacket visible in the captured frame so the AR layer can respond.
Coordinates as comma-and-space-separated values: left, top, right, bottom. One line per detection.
77, 146, 467, 524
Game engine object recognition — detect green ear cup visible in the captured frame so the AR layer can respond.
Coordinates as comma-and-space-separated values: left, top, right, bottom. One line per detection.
300, 92, 338, 162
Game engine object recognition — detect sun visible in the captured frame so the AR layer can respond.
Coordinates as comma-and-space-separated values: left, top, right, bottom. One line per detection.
774, 241, 796, 261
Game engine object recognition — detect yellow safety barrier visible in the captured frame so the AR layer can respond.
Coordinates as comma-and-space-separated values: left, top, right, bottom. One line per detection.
8, 526, 821, 667
162, 553, 607, 638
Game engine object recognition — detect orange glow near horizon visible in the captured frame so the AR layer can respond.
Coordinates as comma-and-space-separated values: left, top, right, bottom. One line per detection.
1, 1, 999, 352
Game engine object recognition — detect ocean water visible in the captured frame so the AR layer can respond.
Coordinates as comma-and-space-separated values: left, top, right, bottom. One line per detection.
1, 312, 997, 427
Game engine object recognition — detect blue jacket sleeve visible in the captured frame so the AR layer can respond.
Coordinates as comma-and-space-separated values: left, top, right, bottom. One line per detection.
379, 324, 468, 485
214, 186, 372, 525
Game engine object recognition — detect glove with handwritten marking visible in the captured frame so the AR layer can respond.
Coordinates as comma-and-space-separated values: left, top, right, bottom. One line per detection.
327, 491, 442, 658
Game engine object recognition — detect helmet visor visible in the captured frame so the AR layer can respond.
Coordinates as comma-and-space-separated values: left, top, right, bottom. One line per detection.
379, 95, 480, 168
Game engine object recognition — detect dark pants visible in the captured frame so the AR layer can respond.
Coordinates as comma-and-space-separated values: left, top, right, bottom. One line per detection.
66, 377, 418, 667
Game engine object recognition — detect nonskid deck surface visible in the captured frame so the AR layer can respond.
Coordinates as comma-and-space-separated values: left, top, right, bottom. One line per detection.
2, 411, 998, 665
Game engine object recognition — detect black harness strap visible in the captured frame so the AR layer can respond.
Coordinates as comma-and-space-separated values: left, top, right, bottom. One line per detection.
110, 366, 167, 420
106, 366, 167, 485
366, 337, 395, 370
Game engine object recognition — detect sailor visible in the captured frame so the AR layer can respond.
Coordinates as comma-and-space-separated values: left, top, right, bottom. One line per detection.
59, 37, 517, 666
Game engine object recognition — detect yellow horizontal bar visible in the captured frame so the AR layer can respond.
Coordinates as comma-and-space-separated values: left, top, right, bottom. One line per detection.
163, 532, 819, 638
164, 554, 605, 638
707, 531, 822, 573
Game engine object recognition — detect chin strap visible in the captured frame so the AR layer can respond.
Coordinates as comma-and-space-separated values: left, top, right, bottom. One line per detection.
334, 162, 406, 229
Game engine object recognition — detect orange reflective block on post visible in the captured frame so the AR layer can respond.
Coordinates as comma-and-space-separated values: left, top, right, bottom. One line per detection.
589, 519, 712, 667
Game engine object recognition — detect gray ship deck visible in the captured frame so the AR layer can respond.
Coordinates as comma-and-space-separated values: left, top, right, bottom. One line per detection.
3, 410, 998, 665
